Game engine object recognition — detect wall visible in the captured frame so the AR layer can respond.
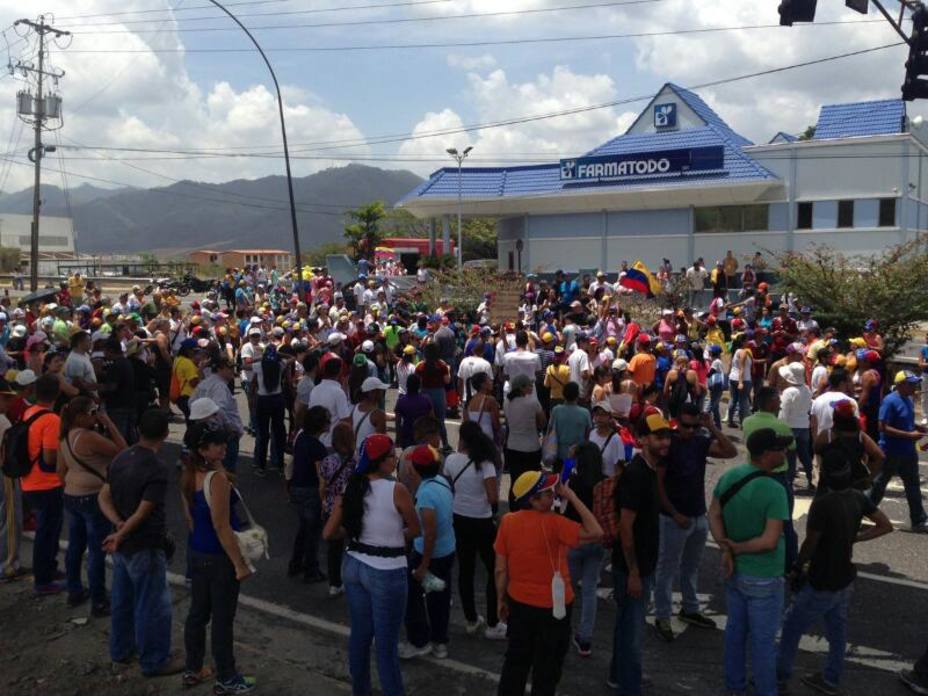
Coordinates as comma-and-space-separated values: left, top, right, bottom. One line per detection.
0, 213, 75, 253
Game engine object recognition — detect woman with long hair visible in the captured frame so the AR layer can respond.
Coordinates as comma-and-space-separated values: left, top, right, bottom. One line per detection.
443, 421, 506, 640
726, 333, 753, 428
58, 396, 127, 616
181, 425, 255, 694
463, 372, 502, 444
415, 343, 451, 450
319, 421, 356, 597
324, 434, 420, 696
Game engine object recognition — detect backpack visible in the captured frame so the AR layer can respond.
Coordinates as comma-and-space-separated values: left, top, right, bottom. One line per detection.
260, 345, 282, 392
2, 409, 53, 479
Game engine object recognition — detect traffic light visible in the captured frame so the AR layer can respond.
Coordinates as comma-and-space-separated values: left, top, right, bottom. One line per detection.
778, 0, 818, 26
903, 5, 928, 101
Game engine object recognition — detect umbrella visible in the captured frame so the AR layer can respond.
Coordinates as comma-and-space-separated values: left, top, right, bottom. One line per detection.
20, 287, 59, 304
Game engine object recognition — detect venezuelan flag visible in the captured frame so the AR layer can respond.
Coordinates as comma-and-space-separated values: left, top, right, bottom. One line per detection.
620, 260, 662, 297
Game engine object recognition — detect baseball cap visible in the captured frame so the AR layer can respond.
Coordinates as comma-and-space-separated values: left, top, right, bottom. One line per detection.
541, 332, 554, 343
746, 428, 794, 457
637, 334, 651, 345
355, 433, 395, 474
402, 344, 416, 356
361, 340, 375, 353
638, 412, 671, 435
511, 470, 559, 502
894, 370, 922, 386
592, 400, 614, 414
353, 353, 368, 367
189, 398, 220, 421
612, 358, 628, 371
361, 376, 390, 392
409, 444, 441, 469
328, 332, 346, 345
14, 369, 37, 387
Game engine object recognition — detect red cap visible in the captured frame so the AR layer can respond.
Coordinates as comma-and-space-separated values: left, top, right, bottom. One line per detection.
362, 433, 394, 462
637, 334, 651, 345
863, 350, 881, 363
410, 444, 441, 468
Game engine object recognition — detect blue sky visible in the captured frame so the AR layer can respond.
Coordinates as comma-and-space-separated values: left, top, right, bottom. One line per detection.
0, 0, 918, 191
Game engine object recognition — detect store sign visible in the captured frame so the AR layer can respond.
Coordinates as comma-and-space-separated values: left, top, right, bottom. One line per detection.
654, 102, 677, 129
559, 145, 724, 183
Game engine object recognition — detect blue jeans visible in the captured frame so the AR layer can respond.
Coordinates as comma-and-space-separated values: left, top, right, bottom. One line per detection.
567, 543, 605, 643
724, 573, 785, 696
654, 514, 708, 620
610, 569, 654, 696
343, 554, 408, 696
110, 549, 174, 675
868, 452, 928, 526
64, 493, 111, 603
23, 487, 63, 587
422, 387, 448, 448
777, 583, 851, 687
785, 428, 813, 484
708, 385, 724, 428
255, 393, 286, 471
727, 381, 752, 425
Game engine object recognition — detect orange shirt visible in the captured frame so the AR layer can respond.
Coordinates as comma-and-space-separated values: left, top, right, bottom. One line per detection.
628, 352, 657, 388
20, 405, 62, 493
494, 509, 580, 608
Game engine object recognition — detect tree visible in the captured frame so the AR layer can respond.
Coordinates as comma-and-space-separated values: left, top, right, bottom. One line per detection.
461, 218, 497, 261
773, 238, 928, 358
343, 201, 387, 261
304, 241, 348, 268
0, 247, 21, 273
798, 125, 816, 141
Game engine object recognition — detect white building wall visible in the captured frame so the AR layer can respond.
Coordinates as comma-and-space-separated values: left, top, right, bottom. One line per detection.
0, 213, 75, 253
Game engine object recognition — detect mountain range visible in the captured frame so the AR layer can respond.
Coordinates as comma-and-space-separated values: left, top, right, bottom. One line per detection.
0, 164, 424, 255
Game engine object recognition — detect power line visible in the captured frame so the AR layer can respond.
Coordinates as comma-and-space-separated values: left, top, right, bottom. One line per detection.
62, 0, 665, 33
64, 18, 892, 53
53, 0, 452, 23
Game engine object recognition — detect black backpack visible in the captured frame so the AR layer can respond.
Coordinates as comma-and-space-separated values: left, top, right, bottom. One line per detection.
2, 409, 53, 479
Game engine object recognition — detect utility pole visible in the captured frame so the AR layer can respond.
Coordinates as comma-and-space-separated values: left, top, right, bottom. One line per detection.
13, 15, 69, 292
446, 146, 473, 270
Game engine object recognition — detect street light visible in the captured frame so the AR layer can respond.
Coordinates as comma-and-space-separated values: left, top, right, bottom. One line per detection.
446, 145, 473, 270
204, 0, 301, 274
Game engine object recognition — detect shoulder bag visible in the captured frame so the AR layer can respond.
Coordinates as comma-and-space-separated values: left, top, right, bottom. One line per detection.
203, 470, 270, 566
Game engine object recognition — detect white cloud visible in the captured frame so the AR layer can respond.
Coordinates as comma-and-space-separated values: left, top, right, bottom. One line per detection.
400, 65, 638, 176
446, 53, 497, 71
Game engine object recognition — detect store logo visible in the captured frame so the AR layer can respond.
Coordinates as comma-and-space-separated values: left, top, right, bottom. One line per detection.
560, 159, 577, 179
654, 103, 677, 129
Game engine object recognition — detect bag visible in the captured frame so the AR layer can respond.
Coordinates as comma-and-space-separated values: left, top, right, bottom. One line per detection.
542, 417, 558, 466
65, 435, 106, 483
719, 470, 768, 508
169, 367, 182, 403
592, 475, 621, 548
448, 459, 474, 495
708, 369, 727, 391
203, 471, 270, 566
2, 409, 53, 479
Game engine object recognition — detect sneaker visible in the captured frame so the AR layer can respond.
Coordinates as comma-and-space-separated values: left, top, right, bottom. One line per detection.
465, 615, 485, 635
921, 418, 927, 426
484, 622, 508, 640
901, 668, 928, 695
328, 584, 345, 598
653, 618, 674, 642
214, 674, 256, 694
182, 667, 213, 688
67, 588, 90, 607
572, 635, 592, 657
800, 672, 843, 695
34, 581, 66, 596
397, 641, 432, 660
432, 643, 448, 659
678, 610, 717, 629
911, 521, 928, 534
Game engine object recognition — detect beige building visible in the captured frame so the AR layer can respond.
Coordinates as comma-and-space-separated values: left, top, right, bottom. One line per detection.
190, 248, 293, 270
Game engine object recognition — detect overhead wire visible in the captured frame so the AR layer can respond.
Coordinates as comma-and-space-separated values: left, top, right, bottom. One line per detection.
52, 0, 289, 21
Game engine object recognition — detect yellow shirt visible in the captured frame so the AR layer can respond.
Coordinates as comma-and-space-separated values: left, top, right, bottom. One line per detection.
174, 355, 199, 397
544, 364, 571, 400
706, 327, 727, 351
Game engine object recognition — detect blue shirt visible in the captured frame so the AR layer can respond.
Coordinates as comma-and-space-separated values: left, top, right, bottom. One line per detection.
879, 390, 916, 456
413, 476, 455, 558
551, 404, 592, 461
559, 280, 579, 304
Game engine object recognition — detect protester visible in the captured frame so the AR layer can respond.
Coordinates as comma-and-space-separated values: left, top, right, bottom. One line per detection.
287, 405, 329, 583
394, 374, 434, 449
252, 344, 287, 477
549, 382, 592, 463
502, 374, 545, 507
0, 377, 21, 581
318, 421, 355, 597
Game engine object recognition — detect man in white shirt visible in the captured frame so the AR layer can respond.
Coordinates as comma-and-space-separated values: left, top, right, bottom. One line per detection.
588, 271, 612, 298
308, 357, 353, 448
457, 348, 493, 403
810, 369, 856, 437
568, 335, 593, 402
502, 330, 541, 394
352, 278, 366, 309
64, 331, 97, 391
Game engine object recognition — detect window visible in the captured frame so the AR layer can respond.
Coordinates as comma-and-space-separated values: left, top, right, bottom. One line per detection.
796, 202, 813, 230
879, 198, 896, 227
693, 205, 769, 233
837, 200, 854, 228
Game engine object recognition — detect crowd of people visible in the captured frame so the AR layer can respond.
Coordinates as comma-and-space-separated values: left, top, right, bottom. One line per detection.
0, 261, 926, 696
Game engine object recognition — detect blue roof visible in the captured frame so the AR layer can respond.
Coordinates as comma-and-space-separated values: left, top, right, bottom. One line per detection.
813, 99, 905, 140
661, 83, 754, 148
768, 131, 798, 144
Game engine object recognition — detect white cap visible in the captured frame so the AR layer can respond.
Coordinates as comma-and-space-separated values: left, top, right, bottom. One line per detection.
248, 327, 262, 336
361, 376, 390, 393
11, 325, 26, 338
328, 332, 346, 345
361, 339, 374, 353
592, 400, 614, 414
612, 358, 629, 371
189, 397, 220, 421
15, 369, 36, 386
272, 326, 285, 337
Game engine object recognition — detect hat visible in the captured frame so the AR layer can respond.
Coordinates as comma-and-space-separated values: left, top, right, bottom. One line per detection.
592, 400, 614, 414
402, 344, 416, 356
864, 319, 878, 332
894, 370, 922, 386
361, 376, 390, 392
189, 397, 220, 421
606, 336, 617, 346
832, 399, 858, 423
11, 325, 26, 338
0, 377, 15, 395
779, 362, 806, 386
612, 358, 628, 371
356, 433, 395, 473
637, 334, 651, 345
511, 470, 559, 502
272, 326, 285, 337
353, 353, 368, 367
746, 428, 794, 456
409, 444, 441, 469
554, 345, 565, 355
509, 373, 533, 393
639, 412, 671, 435
328, 332, 346, 345
361, 339, 375, 353
196, 426, 229, 447
14, 369, 37, 387
180, 338, 199, 351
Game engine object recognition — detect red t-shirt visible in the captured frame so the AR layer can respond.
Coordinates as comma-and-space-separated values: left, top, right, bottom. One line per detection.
415, 360, 449, 390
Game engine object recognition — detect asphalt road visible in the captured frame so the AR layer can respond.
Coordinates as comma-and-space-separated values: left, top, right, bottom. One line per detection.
143, 385, 928, 696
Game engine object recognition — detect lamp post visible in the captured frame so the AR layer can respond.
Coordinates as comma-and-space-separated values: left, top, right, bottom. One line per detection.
204, 0, 301, 273
446, 146, 472, 269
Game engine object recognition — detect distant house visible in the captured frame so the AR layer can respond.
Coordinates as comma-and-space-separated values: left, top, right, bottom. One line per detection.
190, 248, 294, 269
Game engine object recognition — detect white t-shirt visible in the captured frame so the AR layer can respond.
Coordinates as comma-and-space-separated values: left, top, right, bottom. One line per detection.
567, 349, 591, 397
240, 341, 264, 380
443, 453, 496, 519
457, 356, 493, 387
308, 378, 353, 447
779, 385, 812, 429
811, 390, 858, 435
589, 429, 625, 477
810, 365, 828, 395
503, 350, 541, 384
